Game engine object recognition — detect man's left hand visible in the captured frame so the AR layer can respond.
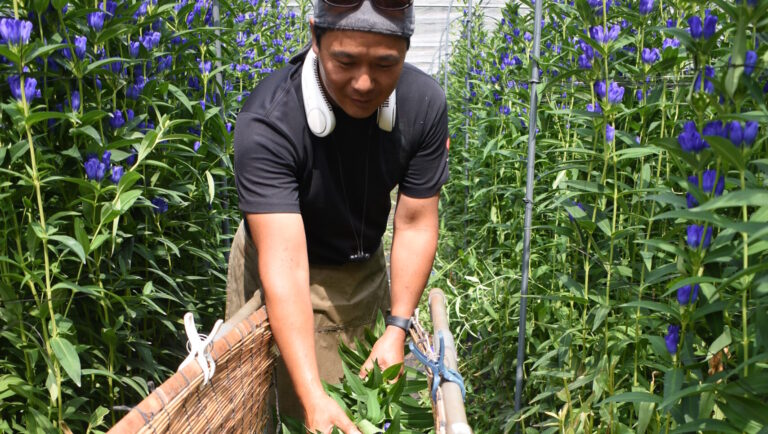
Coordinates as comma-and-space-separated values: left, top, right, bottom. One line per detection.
359, 326, 407, 379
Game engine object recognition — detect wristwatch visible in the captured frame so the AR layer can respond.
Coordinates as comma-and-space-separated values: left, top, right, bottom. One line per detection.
385, 311, 412, 333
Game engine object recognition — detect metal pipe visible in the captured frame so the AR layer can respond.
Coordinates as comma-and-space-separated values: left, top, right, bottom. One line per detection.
514, 0, 544, 428
429, 288, 472, 434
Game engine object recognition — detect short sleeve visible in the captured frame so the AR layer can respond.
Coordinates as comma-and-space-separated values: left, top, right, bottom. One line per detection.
398, 90, 450, 198
233, 111, 302, 214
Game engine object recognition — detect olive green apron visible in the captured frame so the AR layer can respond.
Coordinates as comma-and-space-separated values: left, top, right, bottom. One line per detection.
225, 221, 390, 426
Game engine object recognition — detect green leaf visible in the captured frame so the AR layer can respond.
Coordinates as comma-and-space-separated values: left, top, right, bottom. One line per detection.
50, 336, 81, 387
167, 84, 194, 113
87, 407, 109, 433
724, 13, 747, 97
599, 391, 662, 405
49, 235, 86, 264
669, 419, 741, 434
707, 326, 732, 361
706, 136, 745, 171
24, 111, 71, 127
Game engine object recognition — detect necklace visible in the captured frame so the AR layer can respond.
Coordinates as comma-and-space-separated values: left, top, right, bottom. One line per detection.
332, 122, 373, 263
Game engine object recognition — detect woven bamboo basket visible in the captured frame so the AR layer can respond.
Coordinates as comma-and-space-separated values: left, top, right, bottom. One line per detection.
108, 298, 275, 434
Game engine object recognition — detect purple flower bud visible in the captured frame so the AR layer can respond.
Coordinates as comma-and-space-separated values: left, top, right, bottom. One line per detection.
678, 121, 705, 153
727, 121, 743, 146
641, 47, 660, 64
102, 150, 111, 165
126, 149, 137, 166
199, 59, 212, 74
701, 169, 725, 196
703, 13, 717, 39
110, 110, 125, 129
129, 41, 140, 58
70, 90, 80, 111
606, 124, 616, 142
688, 16, 702, 39
665, 324, 680, 354
88, 12, 106, 32
639, 0, 654, 14
151, 197, 168, 213
607, 82, 625, 104
677, 284, 700, 305
743, 121, 758, 146
110, 165, 124, 184
662, 38, 680, 51
594, 80, 607, 99
587, 102, 602, 113
0, 18, 33, 46
687, 224, 713, 249
84, 156, 101, 180
193, 140, 201, 152
578, 54, 592, 69
7, 75, 39, 103
744, 50, 757, 76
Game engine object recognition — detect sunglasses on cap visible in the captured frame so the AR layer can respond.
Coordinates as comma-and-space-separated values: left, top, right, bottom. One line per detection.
322, 0, 413, 11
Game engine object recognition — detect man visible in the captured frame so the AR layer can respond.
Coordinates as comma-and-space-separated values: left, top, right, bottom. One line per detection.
226, 1, 449, 432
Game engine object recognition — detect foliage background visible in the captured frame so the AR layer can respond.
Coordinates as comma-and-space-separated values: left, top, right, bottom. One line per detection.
437, 0, 768, 432
0, 0, 309, 431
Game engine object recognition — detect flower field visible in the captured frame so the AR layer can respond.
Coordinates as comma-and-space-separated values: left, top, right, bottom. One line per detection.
437, 0, 768, 432
1, 0, 767, 432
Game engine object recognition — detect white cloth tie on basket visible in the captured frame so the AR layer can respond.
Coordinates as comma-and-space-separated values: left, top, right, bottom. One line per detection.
178, 312, 223, 386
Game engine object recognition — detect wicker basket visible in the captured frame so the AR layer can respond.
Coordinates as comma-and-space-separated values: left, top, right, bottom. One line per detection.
108, 300, 275, 434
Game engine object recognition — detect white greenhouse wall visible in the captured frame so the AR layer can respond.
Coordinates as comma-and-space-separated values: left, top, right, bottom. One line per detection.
287, 1, 510, 74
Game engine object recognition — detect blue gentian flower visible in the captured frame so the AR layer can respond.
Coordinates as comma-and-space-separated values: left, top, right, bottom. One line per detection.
703, 12, 717, 39
151, 197, 168, 213
662, 38, 680, 50
69, 90, 81, 111
666, 18, 677, 27
193, 141, 201, 152
678, 121, 706, 153
687, 224, 713, 249
688, 16, 702, 39
84, 156, 101, 180
665, 325, 680, 354
524, 32, 532, 42
639, 0, 654, 14
744, 50, 757, 76
607, 82, 625, 103
694, 66, 715, 94
727, 121, 743, 146
701, 169, 725, 196
7, 75, 39, 102
594, 80, 607, 99
677, 284, 699, 305
606, 124, 616, 142
126, 149, 137, 166
110, 165, 124, 184
102, 151, 111, 165
641, 47, 660, 64
88, 12, 106, 31
499, 105, 511, 115
0, 18, 33, 46
74, 35, 87, 60
578, 54, 592, 69
110, 110, 125, 129
199, 59, 212, 75
743, 121, 758, 146
586, 102, 602, 113
129, 41, 140, 57
636, 89, 644, 102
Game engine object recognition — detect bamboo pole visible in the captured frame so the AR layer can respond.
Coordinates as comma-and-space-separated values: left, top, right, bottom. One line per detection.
429, 288, 472, 434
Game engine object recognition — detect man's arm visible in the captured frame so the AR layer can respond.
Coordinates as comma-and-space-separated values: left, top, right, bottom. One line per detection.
246, 213, 360, 434
359, 191, 440, 376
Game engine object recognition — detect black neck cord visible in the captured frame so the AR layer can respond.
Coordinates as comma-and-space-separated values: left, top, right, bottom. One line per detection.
332, 122, 373, 263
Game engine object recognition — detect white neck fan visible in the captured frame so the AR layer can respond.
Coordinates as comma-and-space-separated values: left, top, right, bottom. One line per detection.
301, 49, 396, 137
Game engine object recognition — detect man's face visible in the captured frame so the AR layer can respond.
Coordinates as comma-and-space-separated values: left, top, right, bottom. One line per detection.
312, 27, 407, 119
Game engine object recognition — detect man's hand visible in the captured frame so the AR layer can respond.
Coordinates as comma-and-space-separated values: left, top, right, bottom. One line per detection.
359, 326, 406, 379
304, 391, 361, 434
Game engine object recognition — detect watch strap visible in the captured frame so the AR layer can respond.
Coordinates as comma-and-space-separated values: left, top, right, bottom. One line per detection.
385, 314, 411, 332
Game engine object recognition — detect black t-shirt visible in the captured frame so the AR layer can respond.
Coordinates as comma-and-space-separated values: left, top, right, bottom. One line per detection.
233, 50, 449, 265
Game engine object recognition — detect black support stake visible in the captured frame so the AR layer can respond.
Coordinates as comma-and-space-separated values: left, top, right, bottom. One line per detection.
514, 0, 544, 430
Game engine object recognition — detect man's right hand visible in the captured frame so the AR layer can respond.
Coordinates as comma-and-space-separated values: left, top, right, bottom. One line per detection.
303, 391, 361, 434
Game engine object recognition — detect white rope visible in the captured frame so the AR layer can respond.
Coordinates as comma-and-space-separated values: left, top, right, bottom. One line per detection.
178, 312, 224, 386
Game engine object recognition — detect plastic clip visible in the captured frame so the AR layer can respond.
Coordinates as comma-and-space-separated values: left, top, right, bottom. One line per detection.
408, 330, 466, 402
178, 312, 223, 386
